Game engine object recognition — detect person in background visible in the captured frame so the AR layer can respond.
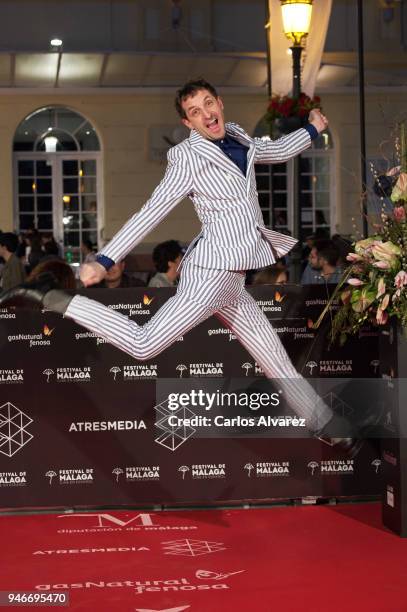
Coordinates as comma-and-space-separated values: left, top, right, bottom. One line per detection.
0, 232, 26, 290
148, 239, 184, 288
91, 259, 145, 289
81, 239, 97, 264
41, 233, 61, 258
16, 233, 27, 260
301, 228, 329, 273
301, 239, 342, 284
252, 263, 288, 285
28, 259, 76, 291
25, 229, 44, 272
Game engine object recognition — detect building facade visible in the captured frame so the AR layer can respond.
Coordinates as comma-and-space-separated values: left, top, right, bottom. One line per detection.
0, 0, 405, 261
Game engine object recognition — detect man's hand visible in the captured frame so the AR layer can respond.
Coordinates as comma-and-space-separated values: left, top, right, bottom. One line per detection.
80, 261, 107, 287
309, 108, 328, 134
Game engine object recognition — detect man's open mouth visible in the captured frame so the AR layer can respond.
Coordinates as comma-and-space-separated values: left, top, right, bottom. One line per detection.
207, 117, 219, 129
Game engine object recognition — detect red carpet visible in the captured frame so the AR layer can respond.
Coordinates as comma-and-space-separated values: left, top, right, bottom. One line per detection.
0, 503, 406, 611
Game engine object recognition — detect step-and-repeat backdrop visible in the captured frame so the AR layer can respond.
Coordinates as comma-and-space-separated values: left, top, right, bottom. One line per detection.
0, 285, 384, 509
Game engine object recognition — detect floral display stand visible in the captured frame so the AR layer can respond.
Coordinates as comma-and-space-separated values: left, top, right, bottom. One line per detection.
380, 321, 407, 536
314, 121, 407, 535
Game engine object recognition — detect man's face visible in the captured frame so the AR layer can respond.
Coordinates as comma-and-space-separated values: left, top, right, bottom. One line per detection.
309, 247, 321, 270
181, 89, 226, 140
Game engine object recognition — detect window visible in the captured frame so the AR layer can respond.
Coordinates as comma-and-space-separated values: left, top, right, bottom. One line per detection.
13, 106, 102, 264
13, 106, 100, 152
254, 125, 334, 242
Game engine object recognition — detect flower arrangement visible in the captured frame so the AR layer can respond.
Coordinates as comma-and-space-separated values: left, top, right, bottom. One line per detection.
266, 92, 321, 123
316, 122, 407, 345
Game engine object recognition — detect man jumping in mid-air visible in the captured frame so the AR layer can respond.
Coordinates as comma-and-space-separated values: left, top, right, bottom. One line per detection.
0, 79, 360, 452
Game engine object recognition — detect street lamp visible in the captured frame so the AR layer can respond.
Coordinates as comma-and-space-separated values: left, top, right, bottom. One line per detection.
280, 0, 313, 282
44, 135, 58, 153
281, 0, 313, 96
281, 0, 313, 44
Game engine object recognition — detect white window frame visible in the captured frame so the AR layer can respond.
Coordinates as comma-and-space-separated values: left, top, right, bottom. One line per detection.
255, 144, 335, 237
13, 151, 104, 259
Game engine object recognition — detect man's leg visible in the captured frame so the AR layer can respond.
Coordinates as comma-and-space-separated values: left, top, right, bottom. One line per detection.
215, 288, 333, 433
63, 261, 246, 361
65, 291, 213, 361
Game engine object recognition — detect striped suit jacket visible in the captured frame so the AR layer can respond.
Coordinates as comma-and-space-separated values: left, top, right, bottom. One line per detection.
100, 122, 313, 271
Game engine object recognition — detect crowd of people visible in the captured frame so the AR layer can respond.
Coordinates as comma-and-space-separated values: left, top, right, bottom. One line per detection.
0, 227, 351, 294
0, 230, 187, 293
250, 230, 351, 287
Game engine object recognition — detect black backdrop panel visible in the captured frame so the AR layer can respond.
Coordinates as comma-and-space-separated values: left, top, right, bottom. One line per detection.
0, 285, 382, 509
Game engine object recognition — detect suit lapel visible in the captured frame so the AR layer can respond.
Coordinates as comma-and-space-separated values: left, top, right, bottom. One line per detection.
189, 126, 246, 181
225, 122, 253, 146
225, 122, 256, 196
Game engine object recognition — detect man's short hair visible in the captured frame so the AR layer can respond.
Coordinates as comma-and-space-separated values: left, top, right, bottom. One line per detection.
0, 232, 19, 253
152, 240, 183, 273
314, 239, 340, 268
175, 79, 219, 119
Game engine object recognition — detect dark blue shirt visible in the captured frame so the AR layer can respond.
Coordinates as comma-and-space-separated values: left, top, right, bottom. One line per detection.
212, 135, 249, 176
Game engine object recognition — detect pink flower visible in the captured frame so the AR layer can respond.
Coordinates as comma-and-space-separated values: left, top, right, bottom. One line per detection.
381, 294, 390, 310
346, 253, 363, 262
391, 173, 407, 203
376, 309, 389, 325
376, 294, 390, 325
394, 270, 407, 289
347, 278, 364, 286
371, 241, 401, 262
387, 166, 401, 177
376, 277, 386, 298
393, 206, 406, 222
354, 237, 377, 255
372, 261, 390, 269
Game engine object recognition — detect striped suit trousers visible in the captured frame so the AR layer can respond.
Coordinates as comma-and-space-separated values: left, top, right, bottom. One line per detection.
65, 259, 332, 432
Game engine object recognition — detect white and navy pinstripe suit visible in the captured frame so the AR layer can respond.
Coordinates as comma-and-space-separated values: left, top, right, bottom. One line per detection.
65, 123, 332, 431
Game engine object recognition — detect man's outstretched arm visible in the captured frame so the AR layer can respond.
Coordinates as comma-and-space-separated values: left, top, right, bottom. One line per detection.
80, 146, 193, 286
254, 109, 328, 164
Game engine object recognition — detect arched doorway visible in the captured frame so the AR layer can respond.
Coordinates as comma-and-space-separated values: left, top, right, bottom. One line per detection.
253, 118, 335, 242
13, 106, 102, 264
